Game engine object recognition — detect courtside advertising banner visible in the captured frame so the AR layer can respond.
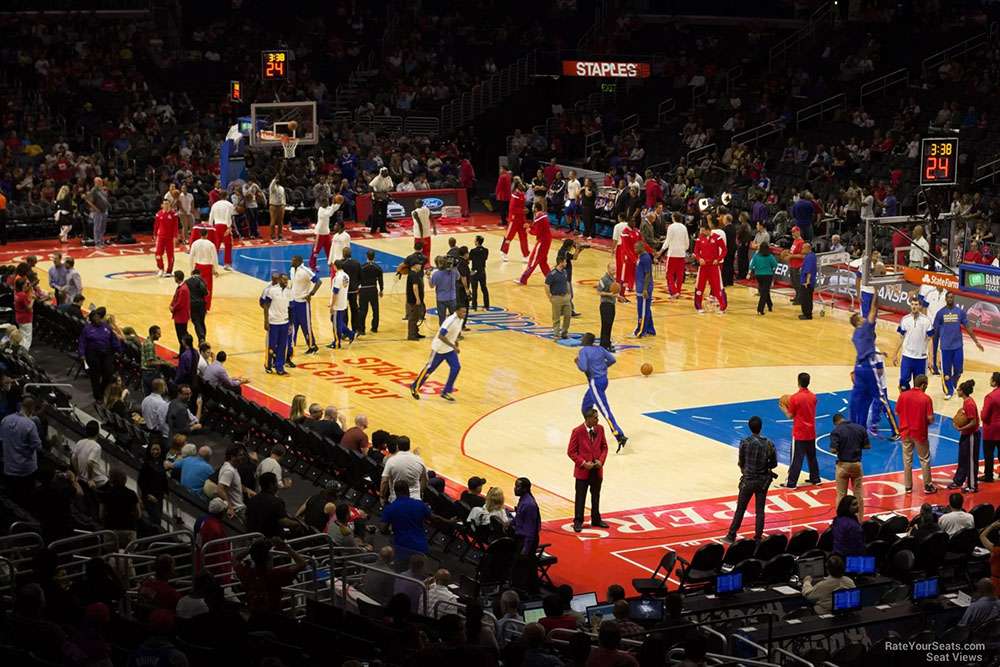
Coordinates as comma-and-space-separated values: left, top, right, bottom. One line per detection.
561, 60, 651, 78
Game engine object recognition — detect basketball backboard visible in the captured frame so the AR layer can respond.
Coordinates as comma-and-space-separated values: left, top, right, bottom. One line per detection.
249, 101, 318, 147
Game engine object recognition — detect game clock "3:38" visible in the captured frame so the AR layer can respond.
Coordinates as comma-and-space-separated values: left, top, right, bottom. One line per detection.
919, 137, 959, 186
261, 50, 288, 81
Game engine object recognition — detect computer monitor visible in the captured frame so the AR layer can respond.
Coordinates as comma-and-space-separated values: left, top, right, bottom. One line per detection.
629, 598, 664, 622
715, 572, 743, 595
586, 602, 616, 625
832, 588, 862, 614
797, 557, 826, 580
845, 555, 876, 575
912, 577, 939, 602
570, 592, 598, 614
523, 607, 547, 624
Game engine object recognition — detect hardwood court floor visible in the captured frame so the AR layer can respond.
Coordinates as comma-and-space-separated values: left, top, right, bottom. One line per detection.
60, 231, 997, 522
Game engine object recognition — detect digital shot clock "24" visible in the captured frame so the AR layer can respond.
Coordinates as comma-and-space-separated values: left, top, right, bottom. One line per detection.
919, 137, 958, 186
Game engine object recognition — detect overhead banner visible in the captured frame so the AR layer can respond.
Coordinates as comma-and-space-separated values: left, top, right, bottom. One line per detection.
562, 60, 651, 78
901, 267, 959, 291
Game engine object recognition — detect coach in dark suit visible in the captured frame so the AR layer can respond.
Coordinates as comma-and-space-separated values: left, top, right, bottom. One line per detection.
568, 408, 610, 533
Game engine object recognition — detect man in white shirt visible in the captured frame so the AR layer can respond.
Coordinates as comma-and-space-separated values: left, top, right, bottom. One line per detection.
178, 184, 195, 241
380, 435, 428, 501
409, 307, 465, 402
189, 228, 219, 311
208, 198, 239, 270
368, 167, 394, 233
909, 224, 930, 268
310, 199, 341, 270
269, 175, 286, 242
657, 212, 690, 298
893, 298, 934, 390
288, 256, 321, 355
939, 492, 975, 536
71, 421, 108, 489
141, 379, 170, 439
412, 200, 435, 258
328, 259, 355, 348
242, 180, 262, 238
919, 284, 947, 374
565, 170, 581, 232
330, 221, 352, 268
256, 443, 292, 490
801, 555, 856, 614
218, 445, 249, 519
861, 191, 875, 220
426, 569, 460, 618
260, 272, 292, 375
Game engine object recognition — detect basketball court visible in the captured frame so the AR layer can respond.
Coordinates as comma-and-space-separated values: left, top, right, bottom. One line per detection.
25, 219, 996, 593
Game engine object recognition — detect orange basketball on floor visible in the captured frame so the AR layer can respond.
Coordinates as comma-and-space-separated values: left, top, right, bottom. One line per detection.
640, 363, 653, 376
334, 194, 345, 205
778, 394, 792, 409
953, 410, 970, 430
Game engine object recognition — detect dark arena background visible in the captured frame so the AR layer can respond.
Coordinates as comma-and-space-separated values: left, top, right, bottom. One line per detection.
1, 0, 1000, 665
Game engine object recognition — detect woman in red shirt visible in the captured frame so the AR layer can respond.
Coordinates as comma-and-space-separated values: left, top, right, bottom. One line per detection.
982, 373, 1000, 483
950, 379, 981, 493
13, 277, 34, 350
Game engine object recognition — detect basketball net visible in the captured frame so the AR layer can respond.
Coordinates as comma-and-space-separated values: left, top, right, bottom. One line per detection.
280, 135, 299, 159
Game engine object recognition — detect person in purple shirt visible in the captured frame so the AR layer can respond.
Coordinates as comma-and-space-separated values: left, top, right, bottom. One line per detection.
791, 192, 815, 242
798, 243, 817, 320
831, 495, 865, 556
513, 477, 541, 555
751, 198, 769, 225
78, 309, 121, 400
174, 335, 199, 387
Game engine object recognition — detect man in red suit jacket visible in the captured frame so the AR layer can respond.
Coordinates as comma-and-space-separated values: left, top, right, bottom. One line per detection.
568, 409, 610, 532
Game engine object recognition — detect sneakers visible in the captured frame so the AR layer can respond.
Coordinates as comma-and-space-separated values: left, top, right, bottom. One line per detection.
275, 370, 289, 376
223, 265, 233, 271
779, 483, 797, 489
946, 482, 961, 490
924, 484, 938, 493
285, 360, 296, 368
615, 434, 628, 453
719, 535, 735, 545
305, 346, 319, 355
696, 309, 706, 315
500, 253, 509, 262
410, 386, 420, 400
441, 392, 455, 402
326, 342, 338, 349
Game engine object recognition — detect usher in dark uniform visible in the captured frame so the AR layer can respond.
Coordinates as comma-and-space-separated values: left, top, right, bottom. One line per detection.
358, 257, 383, 334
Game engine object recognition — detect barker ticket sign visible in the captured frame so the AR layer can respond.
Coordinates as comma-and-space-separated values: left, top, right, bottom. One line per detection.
959, 263, 1000, 298
562, 60, 651, 78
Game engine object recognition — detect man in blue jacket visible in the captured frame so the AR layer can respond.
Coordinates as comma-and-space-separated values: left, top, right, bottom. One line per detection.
576, 333, 628, 451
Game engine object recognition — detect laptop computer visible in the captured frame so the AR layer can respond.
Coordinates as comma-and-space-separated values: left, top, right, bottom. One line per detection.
715, 571, 743, 595
585, 602, 616, 625
912, 577, 939, 602
832, 588, 862, 614
569, 591, 598, 614
797, 557, 826, 580
523, 606, 547, 624
629, 598, 664, 622
844, 555, 876, 576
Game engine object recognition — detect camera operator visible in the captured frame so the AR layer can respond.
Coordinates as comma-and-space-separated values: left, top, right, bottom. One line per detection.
430, 256, 459, 326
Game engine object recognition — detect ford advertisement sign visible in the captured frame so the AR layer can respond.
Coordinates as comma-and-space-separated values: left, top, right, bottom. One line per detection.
421, 197, 444, 211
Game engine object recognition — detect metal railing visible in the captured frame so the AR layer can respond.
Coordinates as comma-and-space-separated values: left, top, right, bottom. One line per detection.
339, 558, 429, 617
440, 50, 538, 133
622, 113, 640, 133
657, 98, 676, 126
724, 65, 743, 98
404, 115, 440, 137
692, 83, 707, 109
975, 155, 1000, 184
732, 119, 784, 146
795, 93, 845, 130
668, 648, 781, 667
584, 130, 603, 157
121, 532, 194, 592
687, 142, 717, 165
859, 68, 909, 105
50, 530, 119, 582
576, 0, 609, 50
922, 30, 991, 78
769, 2, 835, 70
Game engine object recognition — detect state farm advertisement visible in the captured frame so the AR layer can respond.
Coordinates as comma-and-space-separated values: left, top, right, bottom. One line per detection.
562, 60, 651, 78
773, 262, 1000, 336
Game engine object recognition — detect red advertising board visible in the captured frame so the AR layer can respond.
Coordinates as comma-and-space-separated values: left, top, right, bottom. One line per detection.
561, 60, 651, 78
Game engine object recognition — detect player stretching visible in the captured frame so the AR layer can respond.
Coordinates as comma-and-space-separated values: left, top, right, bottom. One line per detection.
260, 273, 292, 375
576, 332, 628, 452
153, 200, 179, 277
410, 306, 466, 402
693, 221, 727, 314
632, 243, 655, 337
848, 291, 899, 438
208, 196, 240, 271
933, 291, 985, 400
289, 256, 321, 355
309, 196, 341, 271
501, 178, 529, 262
517, 201, 552, 284
412, 199, 436, 259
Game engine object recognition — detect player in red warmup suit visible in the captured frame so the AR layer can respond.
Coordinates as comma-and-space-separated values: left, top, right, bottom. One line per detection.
153, 200, 179, 276
518, 201, 552, 284
501, 179, 530, 261
618, 219, 642, 295
693, 220, 727, 313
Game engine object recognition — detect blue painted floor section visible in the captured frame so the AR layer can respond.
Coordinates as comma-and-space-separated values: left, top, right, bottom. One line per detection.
229, 242, 406, 281
645, 390, 963, 478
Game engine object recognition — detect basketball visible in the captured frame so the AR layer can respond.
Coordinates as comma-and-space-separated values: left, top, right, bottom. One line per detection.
609, 281, 620, 295
780, 250, 790, 262
640, 363, 653, 376
334, 194, 344, 205
953, 410, 970, 430
778, 394, 792, 409
287, 120, 299, 131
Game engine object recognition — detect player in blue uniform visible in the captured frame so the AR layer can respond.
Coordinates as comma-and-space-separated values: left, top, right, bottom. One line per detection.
576, 332, 628, 451
932, 291, 985, 399
288, 255, 321, 355
632, 243, 656, 338
848, 291, 899, 438
260, 273, 292, 375
410, 307, 466, 402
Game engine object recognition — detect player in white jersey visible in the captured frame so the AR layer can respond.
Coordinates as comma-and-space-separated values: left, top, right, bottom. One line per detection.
327, 259, 355, 348
330, 221, 352, 269
310, 199, 341, 271
412, 200, 436, 258
410, 307, 466, 402
564, 170, 581, 233
288, 255, 322, 355
892, 297, 934, 390
208, 198, 240, 270
918, 283, 947, 374
260, 273, 292, 375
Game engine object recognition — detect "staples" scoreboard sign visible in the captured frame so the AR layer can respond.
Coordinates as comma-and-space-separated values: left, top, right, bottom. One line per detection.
562, 60, 651, 78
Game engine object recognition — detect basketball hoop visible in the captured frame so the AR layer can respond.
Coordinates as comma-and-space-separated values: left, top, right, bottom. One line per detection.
280, 135, 299, 159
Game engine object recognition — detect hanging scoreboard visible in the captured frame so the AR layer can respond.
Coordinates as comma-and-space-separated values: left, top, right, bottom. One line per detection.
261, 50, 289, 81
919, 137, 958, 186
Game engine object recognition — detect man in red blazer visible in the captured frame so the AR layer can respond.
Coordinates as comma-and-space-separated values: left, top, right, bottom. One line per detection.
568, 409, 610, 532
